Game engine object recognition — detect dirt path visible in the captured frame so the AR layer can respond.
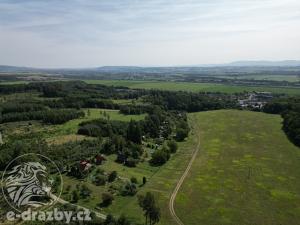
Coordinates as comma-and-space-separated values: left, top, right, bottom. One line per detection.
169, 131, 201, 225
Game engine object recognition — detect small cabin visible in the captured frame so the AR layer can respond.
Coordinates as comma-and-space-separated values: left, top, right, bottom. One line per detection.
80, 160, 92, 171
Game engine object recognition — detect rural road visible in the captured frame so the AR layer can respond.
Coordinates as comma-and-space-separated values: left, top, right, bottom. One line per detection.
169, 133, 201, 225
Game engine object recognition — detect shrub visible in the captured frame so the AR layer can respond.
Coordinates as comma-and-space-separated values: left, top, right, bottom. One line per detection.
78, 124, 101, 137
150, 146, 170, 166
167, 140, 178, 153
125, 157, 138, 167
80, 184, 91, 198
93, 174, 107, 186
102, 192, 114, 207
130, 177, 138, 184
143, 176, 147, 185
71, 190, 79, 203
108, 171, 118, 182
121, 182, 137, 196
175, 128, 189, 141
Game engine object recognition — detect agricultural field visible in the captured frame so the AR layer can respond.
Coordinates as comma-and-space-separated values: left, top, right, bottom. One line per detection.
174, 110, 300, 225
83, 80, 300, 95
216, 75, 300, 82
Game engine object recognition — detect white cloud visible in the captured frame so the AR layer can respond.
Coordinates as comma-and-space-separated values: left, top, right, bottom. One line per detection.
0, 0, 299, 67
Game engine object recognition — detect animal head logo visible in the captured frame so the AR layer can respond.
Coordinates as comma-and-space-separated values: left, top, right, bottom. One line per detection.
1, 154, 63, 212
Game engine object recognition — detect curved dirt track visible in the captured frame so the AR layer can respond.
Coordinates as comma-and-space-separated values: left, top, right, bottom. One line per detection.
169, 133, 201, 225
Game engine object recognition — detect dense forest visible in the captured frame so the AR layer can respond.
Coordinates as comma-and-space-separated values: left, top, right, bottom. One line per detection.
1, 81, 298, 167
263, 97, 300, 146
0, 81, 239, 120
0, 81, 239, 169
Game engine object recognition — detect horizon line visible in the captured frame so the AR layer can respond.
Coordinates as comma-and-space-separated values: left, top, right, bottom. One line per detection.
1, 59, 300, 70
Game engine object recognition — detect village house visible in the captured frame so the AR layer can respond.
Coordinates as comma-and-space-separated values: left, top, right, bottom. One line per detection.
80, 160, 92, 172
238, 91, 273, 109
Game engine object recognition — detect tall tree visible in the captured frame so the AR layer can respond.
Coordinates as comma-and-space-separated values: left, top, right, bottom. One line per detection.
127, 120, 142, 144
138, 192, 160, 225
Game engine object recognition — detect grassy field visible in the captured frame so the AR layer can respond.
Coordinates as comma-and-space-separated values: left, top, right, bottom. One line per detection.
57, 113, 201, 224
94, 114, 202, 224
216, 75, 300, 82
1, 79, 299, 95
47, 108, 146, 145
83, 80, 300, 95
0, 108, 146, 144
53, 109, 146, 134
2, 107, 299, 224
174, 110, 300, 225
59, 153, 161, 223
60, 110, 300, 225
0, 92, 41, 103
0, 81, 29, 85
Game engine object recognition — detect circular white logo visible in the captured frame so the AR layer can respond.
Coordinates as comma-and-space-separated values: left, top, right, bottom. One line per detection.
1, 153, 63, 212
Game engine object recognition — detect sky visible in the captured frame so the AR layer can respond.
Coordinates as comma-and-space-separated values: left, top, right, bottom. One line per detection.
0, 0, 300, 68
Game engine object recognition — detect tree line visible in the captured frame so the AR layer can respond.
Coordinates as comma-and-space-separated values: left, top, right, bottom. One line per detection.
0, 108, 84, 124
263, 97, 300, 147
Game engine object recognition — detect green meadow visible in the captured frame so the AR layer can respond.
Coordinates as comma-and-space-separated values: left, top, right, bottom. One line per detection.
216, 75, 300, 82
1, 79, 299, 95
0, 108, 146, 145
83, 80, 300, 95
55, 109, 300, 225
1, 93, 299, 225
175, 110, 300, 225
90, 114, 201, 224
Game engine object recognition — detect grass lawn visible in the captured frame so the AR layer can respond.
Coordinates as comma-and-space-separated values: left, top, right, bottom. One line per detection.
59, 155, 160, 224
46, 108, 146, 144
2, 106, 299, 225
97, 114, 202, 224
175, 110, 300, 225
60, 174, 108, 210
101, 155, 159, 182
82, 80, 300, 95
0, 108, 146, 144
112, 99, 136, 105
52, 108, 146, 136
73, 110, 300, 225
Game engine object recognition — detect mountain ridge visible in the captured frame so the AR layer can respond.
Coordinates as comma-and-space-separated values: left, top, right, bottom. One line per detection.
0, 60, 300, 73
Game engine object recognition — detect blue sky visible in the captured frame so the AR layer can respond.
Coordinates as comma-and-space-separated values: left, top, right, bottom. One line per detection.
0, 0, 299, 67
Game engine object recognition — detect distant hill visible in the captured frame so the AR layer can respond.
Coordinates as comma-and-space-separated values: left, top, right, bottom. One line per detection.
226, 60, 300, 67
0, 60, 300, 74
0, 65, 35, 72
